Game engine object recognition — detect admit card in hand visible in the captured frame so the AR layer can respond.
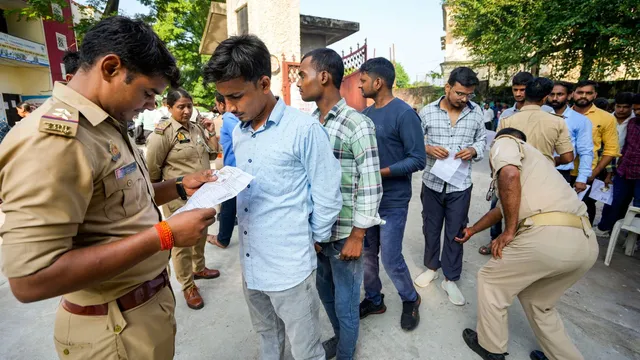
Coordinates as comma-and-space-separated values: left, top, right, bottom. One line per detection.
173, 166, 254, 216
429, 153, 469, 189
588, 179, 613, 205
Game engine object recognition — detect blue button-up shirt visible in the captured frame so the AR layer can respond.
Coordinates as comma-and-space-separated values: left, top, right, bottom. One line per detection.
233, 99, 342, 291
496, 103, 519, 129
542, 105, 594, 183
220, 112, 239, 167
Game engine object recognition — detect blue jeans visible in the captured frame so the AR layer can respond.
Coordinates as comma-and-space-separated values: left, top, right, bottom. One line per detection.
316, 238, 363, 360
597, 176, 640, 231
363, 206, 418, 304
489, 194, 502, 240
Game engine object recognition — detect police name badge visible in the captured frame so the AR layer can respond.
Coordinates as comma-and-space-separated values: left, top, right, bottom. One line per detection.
115, 162, 137, 179
39, 104, 79, 137
109, 140, 121, 161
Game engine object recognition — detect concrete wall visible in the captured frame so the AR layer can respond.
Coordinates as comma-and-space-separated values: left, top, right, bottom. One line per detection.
300, 33, 325, 57
5, 14, 45, 44
226, 0, 301, 97
394, 86, 443, 109
0, 65, 52, 96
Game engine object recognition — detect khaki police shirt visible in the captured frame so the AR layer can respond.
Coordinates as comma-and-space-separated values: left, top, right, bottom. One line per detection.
0, 82, 167, 306
490, 135, 588, 223
145, 119, 213, 214
498, 105, 573, 165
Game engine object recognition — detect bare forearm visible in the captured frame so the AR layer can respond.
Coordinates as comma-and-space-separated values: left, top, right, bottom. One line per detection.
380, 167, 392, 178
9, 228, 162, 303
593, 155, 614, 176
497, 166, 521, 234
470, 207, 503, 234
153, 179, 179, 206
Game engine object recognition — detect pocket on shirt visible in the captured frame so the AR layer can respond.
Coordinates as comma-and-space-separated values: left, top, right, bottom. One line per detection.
258, 155, 297, 197
102, 169, 146, 221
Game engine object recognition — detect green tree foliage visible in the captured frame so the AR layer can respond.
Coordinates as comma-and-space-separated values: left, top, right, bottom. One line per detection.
395, 62, 411, 88
445, 0, 640, 80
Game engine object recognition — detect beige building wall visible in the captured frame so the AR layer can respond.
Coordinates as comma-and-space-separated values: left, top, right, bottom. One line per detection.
226, 0, 301, 97
0, 65, 52, 96
5, 14, 45, 44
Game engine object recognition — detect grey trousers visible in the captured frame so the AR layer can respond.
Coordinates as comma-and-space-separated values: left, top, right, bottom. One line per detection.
243, 272, 325, 360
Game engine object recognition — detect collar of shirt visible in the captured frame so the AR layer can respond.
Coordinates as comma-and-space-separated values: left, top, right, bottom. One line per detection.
170, 118, 189, 132
240, 98, 286, 132
520, 104, 542, 112
52, 82, 110, 126
313, 98, 347, 124
432, 96, 475, 113
574, 104, 597, 116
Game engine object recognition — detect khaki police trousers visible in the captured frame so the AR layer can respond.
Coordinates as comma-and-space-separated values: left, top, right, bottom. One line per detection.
164, 200, 207, 291
476, 225, 598, 360
54, 286, 176, 360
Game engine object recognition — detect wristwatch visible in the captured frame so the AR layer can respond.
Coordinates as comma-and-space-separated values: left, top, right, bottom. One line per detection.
176, 176, 188, 200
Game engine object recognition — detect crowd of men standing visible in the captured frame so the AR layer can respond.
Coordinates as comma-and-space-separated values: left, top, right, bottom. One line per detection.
0, 15, 637, 360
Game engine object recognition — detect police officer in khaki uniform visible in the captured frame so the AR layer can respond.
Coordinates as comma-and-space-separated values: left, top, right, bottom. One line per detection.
456, 128, 598, 360
0, 17, 218, 360
146, 88, 220, 310
498, 77, 574, 166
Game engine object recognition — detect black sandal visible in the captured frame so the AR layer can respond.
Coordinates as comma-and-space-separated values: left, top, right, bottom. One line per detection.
478, 244, 491, 255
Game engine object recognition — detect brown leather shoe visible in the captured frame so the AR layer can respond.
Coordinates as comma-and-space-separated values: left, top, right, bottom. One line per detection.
183, 286, 204, 310
193, 267, 220, 280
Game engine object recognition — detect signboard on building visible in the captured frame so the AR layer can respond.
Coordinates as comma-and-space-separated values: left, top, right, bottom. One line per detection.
0, 33, 49, 67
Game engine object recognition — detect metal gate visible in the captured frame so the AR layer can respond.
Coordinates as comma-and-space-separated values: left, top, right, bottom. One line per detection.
282, 40, 368, 112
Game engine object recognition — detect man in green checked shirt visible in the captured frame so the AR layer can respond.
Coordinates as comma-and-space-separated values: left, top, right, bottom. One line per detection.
298, 48, 383, 360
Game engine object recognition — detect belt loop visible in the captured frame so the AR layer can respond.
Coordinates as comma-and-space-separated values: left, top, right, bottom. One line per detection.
106, 299, 128, 335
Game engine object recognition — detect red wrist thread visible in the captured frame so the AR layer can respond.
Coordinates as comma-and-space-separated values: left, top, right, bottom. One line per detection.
155, 221, 174, 251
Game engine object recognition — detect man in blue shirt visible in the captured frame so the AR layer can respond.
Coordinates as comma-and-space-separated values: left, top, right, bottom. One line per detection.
209, 91, 240, 249
203, 35, 342, 360
496, 72, 533, 128
544, 81, 594, 189
358, 58, 427, 331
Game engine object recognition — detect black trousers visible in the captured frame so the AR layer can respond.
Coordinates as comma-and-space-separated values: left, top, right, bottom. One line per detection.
217, 197, 237, 247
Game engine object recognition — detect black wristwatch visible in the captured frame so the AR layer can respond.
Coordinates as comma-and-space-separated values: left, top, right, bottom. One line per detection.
176, 176, 188, 200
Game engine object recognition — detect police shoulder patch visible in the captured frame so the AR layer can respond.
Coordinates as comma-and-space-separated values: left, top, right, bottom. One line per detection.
155, 120, 171, 134
38, 102, 79, 137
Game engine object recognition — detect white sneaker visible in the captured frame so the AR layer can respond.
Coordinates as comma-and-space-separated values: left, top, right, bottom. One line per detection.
441, 280, 465, 306
414, 269, 438, 288
593, 226, 610, 238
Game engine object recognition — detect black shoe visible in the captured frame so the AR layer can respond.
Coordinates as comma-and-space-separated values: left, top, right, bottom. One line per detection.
462, 328, 506, 360
400, 294, 421, 331
529, 350, 548, 360
359, 294, 387, 319
322, 336, 339, 359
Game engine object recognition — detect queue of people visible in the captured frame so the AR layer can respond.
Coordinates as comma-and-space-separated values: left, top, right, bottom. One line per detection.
0, 14, 632, 360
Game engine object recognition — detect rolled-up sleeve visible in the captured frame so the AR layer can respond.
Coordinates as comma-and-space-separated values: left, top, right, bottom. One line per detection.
351, 119, 383, 229
575, 119, 593, 183
0, 134, 94, 278
491, 138, 523, 174
145, 132, 170, 182
300, 123, 343, 242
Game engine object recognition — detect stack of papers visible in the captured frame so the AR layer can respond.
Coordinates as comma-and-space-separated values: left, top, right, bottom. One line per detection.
173, 166, 254, 215
429, 153, 470, 189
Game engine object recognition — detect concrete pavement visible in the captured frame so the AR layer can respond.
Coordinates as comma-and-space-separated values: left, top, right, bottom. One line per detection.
0, 155, 639, 360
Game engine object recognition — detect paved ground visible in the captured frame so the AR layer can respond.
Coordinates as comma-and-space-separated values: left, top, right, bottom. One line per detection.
1, 155, 639, 360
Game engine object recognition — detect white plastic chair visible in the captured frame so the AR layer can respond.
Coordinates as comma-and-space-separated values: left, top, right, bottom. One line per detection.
604, 206, 640, 266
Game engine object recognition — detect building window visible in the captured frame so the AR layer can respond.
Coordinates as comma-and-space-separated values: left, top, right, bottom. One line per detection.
55, 32, 67, 51
51, 4, 63, 19
237, 6, 248, 35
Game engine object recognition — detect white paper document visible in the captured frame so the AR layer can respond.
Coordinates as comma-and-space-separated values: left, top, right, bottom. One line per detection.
577, 185, 591, 201
588, 179, 613, 205
173, 166, 254, 216
429, 153, 470, 189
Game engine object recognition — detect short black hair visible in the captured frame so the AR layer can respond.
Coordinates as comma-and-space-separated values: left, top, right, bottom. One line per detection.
553, 81, 573, 93
575, 80, 598, 91
614, 92, 634, 105
203, 34, 271, 85
214, 91, 225, 103
525, 77, 554, 102
62, 50, 80, 75
512, 72, 533, 86
496, 127, 527, 142
593, 97, 609, 110
79, 16, 180, 88
447, 67, 479, 87
166, 88, 192, 107
360, 57, 395, 90
301, 48, 344, 90
16, 101, 34, 112
632, 93, 640, 105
